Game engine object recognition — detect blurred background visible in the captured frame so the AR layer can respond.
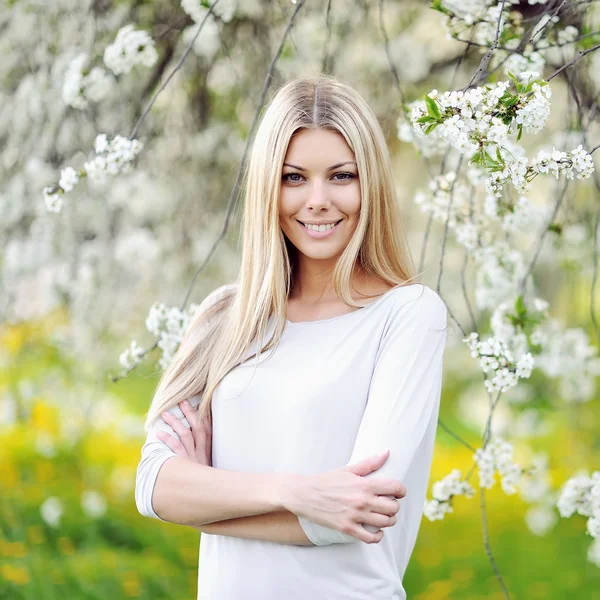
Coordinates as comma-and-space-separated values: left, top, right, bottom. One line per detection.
1, 0, 599, 598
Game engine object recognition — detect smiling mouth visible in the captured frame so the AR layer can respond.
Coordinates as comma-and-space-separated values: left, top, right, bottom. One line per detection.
297, 219, 343, 228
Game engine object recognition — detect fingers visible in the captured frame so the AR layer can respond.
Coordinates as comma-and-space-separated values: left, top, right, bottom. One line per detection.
370, 479, 407, 500
361, 511, 398, 530
161, 410, 196, 457
349, 525, 385, 544
345, 450, 389, 477
371, 495, 400, 518
156, 429, 187, 456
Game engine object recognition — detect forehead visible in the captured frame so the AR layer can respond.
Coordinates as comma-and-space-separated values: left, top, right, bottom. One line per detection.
284, 129, 355, 163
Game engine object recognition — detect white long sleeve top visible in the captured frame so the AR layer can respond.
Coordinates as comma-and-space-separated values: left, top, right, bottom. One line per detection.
135, 282, 448, 600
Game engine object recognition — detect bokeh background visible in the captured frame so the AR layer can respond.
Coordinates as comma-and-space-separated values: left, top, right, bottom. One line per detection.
2, 0, 599, 598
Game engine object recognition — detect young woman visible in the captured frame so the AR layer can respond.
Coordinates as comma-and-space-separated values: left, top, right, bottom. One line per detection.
135, 75, 448, 600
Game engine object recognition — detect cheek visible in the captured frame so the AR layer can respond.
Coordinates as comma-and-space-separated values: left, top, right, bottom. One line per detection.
278, 188, 298, 216
339, 184, 361, 216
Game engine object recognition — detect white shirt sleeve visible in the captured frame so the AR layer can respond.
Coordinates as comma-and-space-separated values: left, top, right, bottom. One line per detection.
135, 393, 205, 520
134, 283, 234, 520
298, 286, 448, 545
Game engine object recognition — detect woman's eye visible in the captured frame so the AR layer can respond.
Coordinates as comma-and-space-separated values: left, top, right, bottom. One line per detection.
332, 172, 356, 181
282, 173, 304, 183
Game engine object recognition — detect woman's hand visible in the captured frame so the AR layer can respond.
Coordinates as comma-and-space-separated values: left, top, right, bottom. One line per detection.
156, 400, 212, 466
280, 449, 406, 544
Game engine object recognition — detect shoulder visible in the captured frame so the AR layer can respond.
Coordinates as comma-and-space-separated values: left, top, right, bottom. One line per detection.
390, 284, 447, 330
198, 282, 239, 311
191, 282, 239, 327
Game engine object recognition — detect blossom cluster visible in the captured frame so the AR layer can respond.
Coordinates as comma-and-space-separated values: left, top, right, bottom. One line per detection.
411, 82, 514, 154
411, 75, 551, 152
103, 24, 158, 76
119, 340, 145, 371
519, 453, 558, 537
423, 469, 475, 521
144, 301, 201, 370
84, 134, 144, 181
437, 0, 580, 78
182, 0, 237, 23
464, 331, 534, 392
486, 144, 596, 197
43, 134, 144, 213
557, 471, 600, 540
474, 438, 522, 494
533, 319, 600, 403
490, 295, 549, 359
62, 53, 113, 110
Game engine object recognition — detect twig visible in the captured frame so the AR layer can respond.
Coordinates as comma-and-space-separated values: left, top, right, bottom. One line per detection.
129, 0, 223, 140
438, 419, 477, 452
378, 0, 406, 105
518, 177, 570, 297
320, 0, 334, 74
591, 212, 600, 345
462, 0, 507, 90
436, 155, 464, 294
480, 487, 511, 599
546, 43, 600, 82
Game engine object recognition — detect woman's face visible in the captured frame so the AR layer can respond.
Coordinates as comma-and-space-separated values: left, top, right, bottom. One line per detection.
279, 128, 361, 263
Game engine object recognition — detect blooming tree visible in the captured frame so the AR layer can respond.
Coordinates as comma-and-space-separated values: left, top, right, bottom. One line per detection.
2, 0, 600, 594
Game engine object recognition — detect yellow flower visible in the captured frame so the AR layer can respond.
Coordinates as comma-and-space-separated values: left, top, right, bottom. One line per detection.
31, 400, 59, 435
57, 537, 75, 555
1, 540, 27, 558
0, 563, 30, 585
26, 525, 45, 545
0, 325, 25, 356
122, 571, 141, 597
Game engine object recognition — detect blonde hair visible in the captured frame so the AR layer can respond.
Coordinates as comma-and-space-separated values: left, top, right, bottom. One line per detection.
143, 74, 420, 431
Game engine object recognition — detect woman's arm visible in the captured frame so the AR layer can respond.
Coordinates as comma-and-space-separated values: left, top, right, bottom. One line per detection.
298, 285, 448, 545
193, 509, 313, 545
149, 405, 312, 544
138, 440, 302, 527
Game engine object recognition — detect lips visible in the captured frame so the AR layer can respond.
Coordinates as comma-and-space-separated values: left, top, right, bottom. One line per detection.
297, 219, 343, 227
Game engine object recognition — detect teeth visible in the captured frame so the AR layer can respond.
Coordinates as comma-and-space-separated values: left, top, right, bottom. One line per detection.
302, 221, 340, 232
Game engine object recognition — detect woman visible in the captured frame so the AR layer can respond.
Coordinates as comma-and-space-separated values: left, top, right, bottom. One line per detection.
135, 75, 448, 600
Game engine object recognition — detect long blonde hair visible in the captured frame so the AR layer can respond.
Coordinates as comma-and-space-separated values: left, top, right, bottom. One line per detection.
143, 74, 420, 431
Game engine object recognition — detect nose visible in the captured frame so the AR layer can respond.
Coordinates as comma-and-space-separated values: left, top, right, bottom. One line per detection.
306, 180, 330, 211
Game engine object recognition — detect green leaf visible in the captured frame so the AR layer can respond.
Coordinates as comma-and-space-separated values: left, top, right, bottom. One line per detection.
495, 146, 503, 164
515, 295, 526, 317
484, 151, 499, 169
516, 124, 523, 142
424, 122, 440, 135
416, 115, 436, 124
424, 95, 442, 120
548, 222, 563, 235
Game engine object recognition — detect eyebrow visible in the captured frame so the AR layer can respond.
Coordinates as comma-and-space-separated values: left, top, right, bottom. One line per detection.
282, 161, 357, 171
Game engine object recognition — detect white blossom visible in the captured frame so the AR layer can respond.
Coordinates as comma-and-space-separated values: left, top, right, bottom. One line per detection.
589, 538, 600, 567
62, 53, 113, 109
424, 469, 475, 521
104, 24, 158, 75
145, 301, 201, 369
182, 0, 237, 23
40, 496, 64, 527
525, 505, 557, 536
474, 438, 522, 493
84, 134, 144, 182
81, 490, 107, 518
58, 167, 79, 192
119, 340, 145, 370
43, 186, 64, 213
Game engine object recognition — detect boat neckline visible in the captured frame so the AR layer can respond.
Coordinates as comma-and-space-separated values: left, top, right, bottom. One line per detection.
284, 283, 421, 325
